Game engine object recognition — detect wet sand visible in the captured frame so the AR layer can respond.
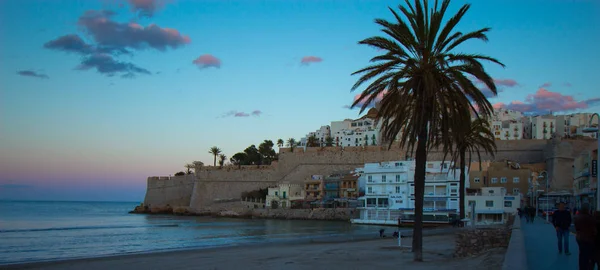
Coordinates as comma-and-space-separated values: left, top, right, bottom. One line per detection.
5, 233, 506, 270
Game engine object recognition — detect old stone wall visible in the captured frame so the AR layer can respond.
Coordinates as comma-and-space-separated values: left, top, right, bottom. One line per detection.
454, 216, 514, 257
143, 174, 196, 207
544, 138, 597, 191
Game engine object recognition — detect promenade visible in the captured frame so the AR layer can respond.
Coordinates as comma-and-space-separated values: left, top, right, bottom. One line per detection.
521, 216, 578, 270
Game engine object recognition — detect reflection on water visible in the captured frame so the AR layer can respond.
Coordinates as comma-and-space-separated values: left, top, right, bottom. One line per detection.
0, 201, 381, 265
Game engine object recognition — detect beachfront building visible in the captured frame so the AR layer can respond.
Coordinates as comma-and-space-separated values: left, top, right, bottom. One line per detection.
265, 183, 305, 209
352, 160, 467, 225
340, 173, 360, 199
305, 175, 324, 201
465, 187, 521, 225
468, 161, 531, 206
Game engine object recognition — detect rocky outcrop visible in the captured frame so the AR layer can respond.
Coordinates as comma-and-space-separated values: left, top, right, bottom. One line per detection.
130, 203, 354, 221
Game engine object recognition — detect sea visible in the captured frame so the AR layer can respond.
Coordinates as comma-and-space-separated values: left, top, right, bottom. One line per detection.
0, 201, 382, 265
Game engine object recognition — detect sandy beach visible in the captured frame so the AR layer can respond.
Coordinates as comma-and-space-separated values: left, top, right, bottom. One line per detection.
7, 232, 506, 270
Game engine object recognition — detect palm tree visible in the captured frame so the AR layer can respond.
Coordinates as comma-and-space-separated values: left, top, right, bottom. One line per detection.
447, 118, 496, 220
325, 136, 334, 147
208, 146, 222, 167
286, 138, 296, 152
307, 135, 319, 147
218, 154, 227, 168
351, 0, 503, 261
277, 139, 284, 148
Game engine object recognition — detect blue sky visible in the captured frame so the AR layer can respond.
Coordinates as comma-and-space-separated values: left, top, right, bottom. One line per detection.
1, 0, 599, 201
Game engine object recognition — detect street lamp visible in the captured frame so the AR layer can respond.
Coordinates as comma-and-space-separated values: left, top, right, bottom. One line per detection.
539, 171, 549, 223
582, 113, 599, 211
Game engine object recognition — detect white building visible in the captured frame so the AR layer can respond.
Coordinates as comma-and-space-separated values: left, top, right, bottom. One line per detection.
556, 113, 599, 139
352, 160, 468, 225
520, 115, 556, 140
265, 183, 306, 209
492, 108, 523, 122
465, 187, 521, 225
300, 125, 331, 147
331, 109, 382, 147
491, 120, 523, 140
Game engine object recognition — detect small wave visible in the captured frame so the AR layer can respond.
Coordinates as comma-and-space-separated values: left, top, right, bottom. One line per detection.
0, 224, 179, 233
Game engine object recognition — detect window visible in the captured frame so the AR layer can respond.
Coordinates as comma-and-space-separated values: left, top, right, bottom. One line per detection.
382, 175, 387, 182
396, 175, 401, 182
500, 177, 507, 183
513, 177, 520, 183
450, 188, 458, 194
491, 177, 498, 184
485, 201, 494, 207
368, 175, 373, 182
474, 177, 480, 183
395, 186, 401, 193
504, 201, 513, 207
427, 164, 434, 168
275, 191, 278, 196
282, 191, 286, 199
513, 188, 520, 194
367, 187, 373, 194
443, 163, 448, 169
468, 200, 476, 206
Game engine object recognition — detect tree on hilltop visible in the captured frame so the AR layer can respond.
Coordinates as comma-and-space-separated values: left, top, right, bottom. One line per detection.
325, 136, 334, 147
286, 138, 296, 152
307, 135, 319, 147
244, 145, 262, 165
277, 139, 284, 148
230, 152, 248, 169
209, 146, 222, 167
351, 0, 503, 261
258, 140, 277, 164
174, 171, 185, 176
218, 154, 227, 168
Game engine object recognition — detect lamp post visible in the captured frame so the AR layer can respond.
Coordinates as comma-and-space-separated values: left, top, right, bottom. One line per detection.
583, 113, 599, 211
539, 171, 549, 223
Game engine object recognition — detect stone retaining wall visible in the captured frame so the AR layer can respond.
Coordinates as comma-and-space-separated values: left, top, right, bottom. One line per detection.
454, 216, 514, 258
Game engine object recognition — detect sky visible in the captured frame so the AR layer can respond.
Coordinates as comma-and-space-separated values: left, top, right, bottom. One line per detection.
1, 0, 599, 202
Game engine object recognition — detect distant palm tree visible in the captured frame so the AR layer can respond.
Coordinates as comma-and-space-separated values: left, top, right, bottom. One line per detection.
325, 136, 334, 147
351, 0, 503, 261
446, 118, 496, 220
218, 154, 227, 168
286, 138, 296, 152
209, 146, 222, 167
307, 135, 319, 147
277, 139, 284, 148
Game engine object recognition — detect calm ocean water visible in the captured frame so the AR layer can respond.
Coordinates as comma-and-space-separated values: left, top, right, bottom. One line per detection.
0, 201, 380, 265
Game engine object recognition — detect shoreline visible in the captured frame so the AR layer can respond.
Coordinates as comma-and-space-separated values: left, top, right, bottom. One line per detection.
2, 227, 458, 268
3, 227, 507, 270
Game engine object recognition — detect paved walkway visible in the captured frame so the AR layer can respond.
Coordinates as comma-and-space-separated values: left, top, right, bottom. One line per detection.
521, 216, 578, 270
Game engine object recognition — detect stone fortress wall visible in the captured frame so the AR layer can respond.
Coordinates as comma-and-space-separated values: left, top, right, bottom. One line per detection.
142, 138, 597, 210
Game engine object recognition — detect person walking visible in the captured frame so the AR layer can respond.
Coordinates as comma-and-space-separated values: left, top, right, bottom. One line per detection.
529, 205, 536, 223
574, 203, 596, 270
553, 202, 572, 255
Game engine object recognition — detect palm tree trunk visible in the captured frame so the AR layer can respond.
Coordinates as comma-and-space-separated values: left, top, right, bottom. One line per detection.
213, 155, 217, 167
459, 150, 466, 220
412, 124, 428, 262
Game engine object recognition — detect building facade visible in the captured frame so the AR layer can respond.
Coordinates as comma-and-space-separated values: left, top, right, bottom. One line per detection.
304, 175, 324, 200
465, 187, 521, 225
573, 149, 598, 210
352, 160, 467, 225
556, 113, 599, 139
265, 183, 306, 209
468, 161, 532, 200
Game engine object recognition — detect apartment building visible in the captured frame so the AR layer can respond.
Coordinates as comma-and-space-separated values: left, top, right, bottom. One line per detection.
352, 160, 467, 225
339, 173, 360, 199
468, 161, 531, 206
522, 115, 556, 140
304, 175, 324, 200
491, 120, 523, 140
265, 183, 306, 209
556, 113, 599, 139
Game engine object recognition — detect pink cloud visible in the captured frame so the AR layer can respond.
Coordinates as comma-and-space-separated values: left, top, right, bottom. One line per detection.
251, 110, 262, 116
347, 90, 388, 109
78, 10, 190, 51
493, 79, 519, 87
300, 56, 323, 65
539, 82, 552, 88
128, 0, 168, 17
470, 77, 519, 98
494, 88, 600, 114
193, 54, 221, 69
